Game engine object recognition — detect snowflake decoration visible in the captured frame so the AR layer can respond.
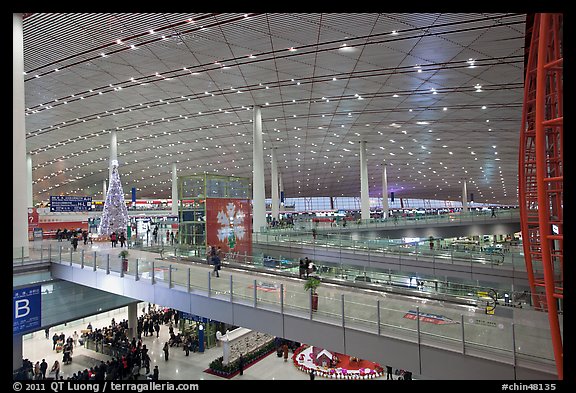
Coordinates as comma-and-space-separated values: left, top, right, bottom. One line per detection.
216, 202, 246, 248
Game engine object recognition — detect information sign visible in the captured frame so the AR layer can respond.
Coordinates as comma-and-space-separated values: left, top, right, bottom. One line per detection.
13, 286, 41, 334
50, 196, 92, 212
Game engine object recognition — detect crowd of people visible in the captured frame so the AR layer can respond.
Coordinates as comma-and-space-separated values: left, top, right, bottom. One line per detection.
55, 228, 93, 251
15, 305, 187, 381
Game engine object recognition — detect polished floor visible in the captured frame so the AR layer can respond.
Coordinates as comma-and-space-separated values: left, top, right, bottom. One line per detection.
21, 304, 401, 381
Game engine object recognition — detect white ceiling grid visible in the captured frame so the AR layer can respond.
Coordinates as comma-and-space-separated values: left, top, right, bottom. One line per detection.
22, 13, 527, 205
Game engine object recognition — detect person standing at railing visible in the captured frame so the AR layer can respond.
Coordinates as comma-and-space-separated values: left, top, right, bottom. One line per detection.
299, 259, 306, 278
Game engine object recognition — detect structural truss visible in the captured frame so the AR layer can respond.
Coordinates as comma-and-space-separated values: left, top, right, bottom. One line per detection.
518, 13, 563, 380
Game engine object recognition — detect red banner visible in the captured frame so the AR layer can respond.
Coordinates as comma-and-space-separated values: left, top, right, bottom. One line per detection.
205, 198, 252, 256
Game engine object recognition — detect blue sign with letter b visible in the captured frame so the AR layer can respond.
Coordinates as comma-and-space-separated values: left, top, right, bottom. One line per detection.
13, 286, 41, 334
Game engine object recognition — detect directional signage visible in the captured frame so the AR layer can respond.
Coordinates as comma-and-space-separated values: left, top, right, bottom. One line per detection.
13, 286, 41, 334
179, 311, 209, 323
50, 196, 92, 212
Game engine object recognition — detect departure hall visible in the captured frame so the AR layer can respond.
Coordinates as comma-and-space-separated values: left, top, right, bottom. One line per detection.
12, 13, 563, 382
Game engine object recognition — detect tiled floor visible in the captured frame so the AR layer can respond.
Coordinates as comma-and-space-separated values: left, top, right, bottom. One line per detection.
24, 303, 391, 381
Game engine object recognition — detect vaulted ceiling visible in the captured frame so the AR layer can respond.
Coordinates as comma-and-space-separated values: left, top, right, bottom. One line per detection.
21, 13, 527, 205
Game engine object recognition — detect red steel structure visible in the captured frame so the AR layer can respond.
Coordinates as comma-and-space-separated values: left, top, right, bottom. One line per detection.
518, 13, 563, 379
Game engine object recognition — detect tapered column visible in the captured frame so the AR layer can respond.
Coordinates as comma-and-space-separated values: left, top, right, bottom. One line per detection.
127, 303, 138, 339
109, 130, 117, 183
279, 171, 284, 209
103, 180, 107, 200
462, 179, 468, 212
172, 163, 178, 216
271, 148, 279, 220
27, 154, 33, 207
382, 163, 389, 219
13, 13, 29, 258
360, 141, 370, 220
13, 333, 23, 372
252, 106, 266, 232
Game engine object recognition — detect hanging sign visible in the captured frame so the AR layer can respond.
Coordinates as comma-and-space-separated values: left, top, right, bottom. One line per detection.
50, 196, 92, 212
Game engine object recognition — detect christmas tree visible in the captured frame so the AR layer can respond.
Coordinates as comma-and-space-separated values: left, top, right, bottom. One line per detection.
98, 160, 129, 236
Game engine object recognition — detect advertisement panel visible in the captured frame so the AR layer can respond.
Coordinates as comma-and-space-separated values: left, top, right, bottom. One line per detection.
206, 198, 252, 256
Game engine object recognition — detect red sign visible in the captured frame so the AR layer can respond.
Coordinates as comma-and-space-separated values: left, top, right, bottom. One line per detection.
28, 208, 39, 240
206, 198, 252, 256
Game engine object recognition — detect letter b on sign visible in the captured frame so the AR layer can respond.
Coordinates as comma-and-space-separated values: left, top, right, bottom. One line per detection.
15, 299, 31, 318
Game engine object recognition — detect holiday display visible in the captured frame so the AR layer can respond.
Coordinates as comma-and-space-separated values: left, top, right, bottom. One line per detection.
98, 160, 129, 236
292, 345, 384, 379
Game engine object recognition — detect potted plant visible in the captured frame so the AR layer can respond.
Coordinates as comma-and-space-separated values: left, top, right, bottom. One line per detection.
304, 276, 321, 311
119, 250, 129, 272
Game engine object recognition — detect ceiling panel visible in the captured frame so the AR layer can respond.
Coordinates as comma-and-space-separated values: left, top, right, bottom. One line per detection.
20, 13, 528, 205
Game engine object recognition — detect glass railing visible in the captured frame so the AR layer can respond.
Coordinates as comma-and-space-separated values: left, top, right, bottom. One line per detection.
42, 245, 557, 371
263, 208, 520, 232
252, 231, 527, 271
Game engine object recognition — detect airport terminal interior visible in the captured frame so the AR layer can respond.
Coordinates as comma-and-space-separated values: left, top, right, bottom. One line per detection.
13, 13, 563, 381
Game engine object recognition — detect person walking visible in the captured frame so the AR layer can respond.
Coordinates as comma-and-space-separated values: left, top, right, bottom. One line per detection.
299, 259, 305, 278
71, 235, 79, 251
282, 343, 289, 362
163, 342, 169, 361
40, 359, 48, 380
52, 333, 59, 350
45, 327, 50, 339
119, 232, 126, 247
154, 322, 160, 338
386, 365, 393, 380
50, 360, 60, 380
170, 231, 174, 246
238, 353, 244, 376
72, 331, 79, 347
110, 232, 117, 247
34, 361, 41, 380
309, 369, 315, 380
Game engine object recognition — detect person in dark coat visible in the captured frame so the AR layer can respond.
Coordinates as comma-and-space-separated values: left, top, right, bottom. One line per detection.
40, 359, 48, 379
309, 370, 315, 380
163, 342, 169, 361
238, 353, 244, 376
152, 366, 159, 381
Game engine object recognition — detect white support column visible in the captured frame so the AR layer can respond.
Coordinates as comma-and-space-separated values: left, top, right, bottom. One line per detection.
13, 13, 29, 258
127, 303, 138, 339
172, 163, 178, 216
360, 141, 370, 220
279, 171, 284, 209
252, 106, 266, 232
27, 154, 33, 207
271, 148, 279, 221
462, 179, 468, 213
13, 333, 23, 372
109, 130, 118, 183
103, 180, 107, 200
382, 162, 389, 219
